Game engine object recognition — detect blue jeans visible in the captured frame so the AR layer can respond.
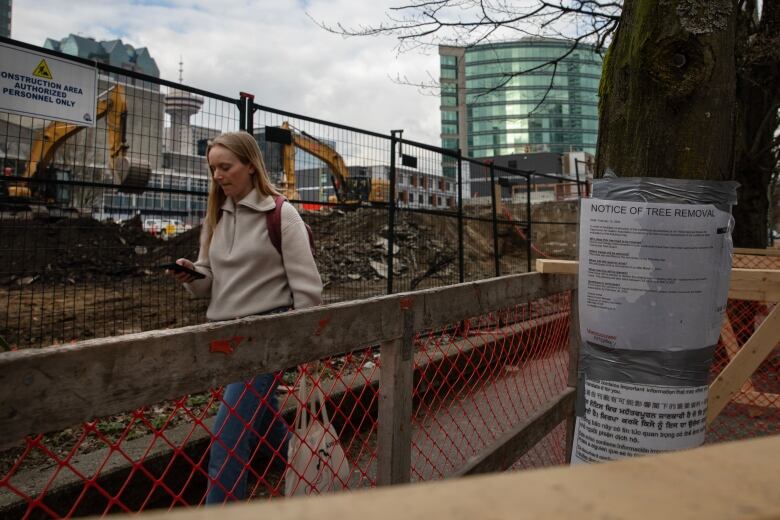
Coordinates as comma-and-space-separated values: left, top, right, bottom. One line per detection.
206, 307, 291, 504
206, 373, 290, 504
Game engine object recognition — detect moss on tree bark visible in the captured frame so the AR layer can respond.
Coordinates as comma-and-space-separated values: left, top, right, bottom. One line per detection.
596, 0, 736, 182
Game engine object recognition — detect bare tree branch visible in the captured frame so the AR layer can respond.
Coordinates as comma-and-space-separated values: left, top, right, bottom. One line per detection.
312, 1, 621, 52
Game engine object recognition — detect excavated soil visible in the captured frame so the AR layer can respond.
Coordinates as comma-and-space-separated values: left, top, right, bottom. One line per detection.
0, 202, 576, 349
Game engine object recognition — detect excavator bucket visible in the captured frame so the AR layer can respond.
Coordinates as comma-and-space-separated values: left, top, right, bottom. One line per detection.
113, 156, 152, 193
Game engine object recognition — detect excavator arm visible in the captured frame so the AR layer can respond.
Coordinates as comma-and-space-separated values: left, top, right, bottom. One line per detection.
280, 121, 369, 204
8, 84, 150, 199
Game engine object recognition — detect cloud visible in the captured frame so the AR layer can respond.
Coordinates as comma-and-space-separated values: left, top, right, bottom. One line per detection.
11, 0, 442, 146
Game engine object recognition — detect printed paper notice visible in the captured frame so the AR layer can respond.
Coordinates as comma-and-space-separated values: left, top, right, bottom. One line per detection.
571, 379, 708, 464
579, 199, 731, 351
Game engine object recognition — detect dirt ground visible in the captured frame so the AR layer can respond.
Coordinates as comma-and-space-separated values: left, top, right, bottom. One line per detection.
1, 202, 579, 350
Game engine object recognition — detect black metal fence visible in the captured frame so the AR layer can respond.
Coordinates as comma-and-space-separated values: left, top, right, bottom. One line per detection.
0, 37, 585, 349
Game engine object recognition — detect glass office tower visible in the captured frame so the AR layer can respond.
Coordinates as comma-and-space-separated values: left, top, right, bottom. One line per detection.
440, 38, 603, 170
0, 0, 10, 38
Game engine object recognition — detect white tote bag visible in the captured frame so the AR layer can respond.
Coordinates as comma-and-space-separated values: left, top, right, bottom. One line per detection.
284, 372, 350, 496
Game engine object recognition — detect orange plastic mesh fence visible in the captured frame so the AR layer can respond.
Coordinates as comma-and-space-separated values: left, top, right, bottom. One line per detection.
2, 285, 777, 517
411, 292, 572, 479
509, 422, 568, 471
707, 298, 779, 444
0, 293, 573, 517
0, 350, 380, 517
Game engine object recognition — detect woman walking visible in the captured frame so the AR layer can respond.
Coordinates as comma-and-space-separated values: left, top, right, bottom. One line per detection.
168, 131, 322, 504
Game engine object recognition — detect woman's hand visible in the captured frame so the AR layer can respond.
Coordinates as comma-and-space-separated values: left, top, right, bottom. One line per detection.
166, 258, 199, 284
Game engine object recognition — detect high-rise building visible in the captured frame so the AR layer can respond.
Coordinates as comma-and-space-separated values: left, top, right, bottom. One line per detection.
439, 38, 603, 173
0, 0, 11, 38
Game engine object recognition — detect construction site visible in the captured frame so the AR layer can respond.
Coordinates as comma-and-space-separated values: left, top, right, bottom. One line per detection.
0, 37, 778, 520
0, 199, 577, 350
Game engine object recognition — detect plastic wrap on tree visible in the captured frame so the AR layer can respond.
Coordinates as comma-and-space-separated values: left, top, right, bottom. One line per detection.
571, 175, 738, 464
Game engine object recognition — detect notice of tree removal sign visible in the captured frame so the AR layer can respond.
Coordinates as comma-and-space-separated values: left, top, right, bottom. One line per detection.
0, 42, 97, 126
571, 197, 733, 464
578, 199, 732, 351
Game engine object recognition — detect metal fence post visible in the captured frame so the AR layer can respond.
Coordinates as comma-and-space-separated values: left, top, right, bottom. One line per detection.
489, 161, 500, 278
238, 92, 255, 134
387, 131, 401, 294
457, 150, 465, 283
377, 304, 414, 485
526, 174, 532, 272
574, 159, 582, 199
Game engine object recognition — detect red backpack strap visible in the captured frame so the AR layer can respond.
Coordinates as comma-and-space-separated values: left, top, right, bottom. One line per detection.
266, 195, 285, 257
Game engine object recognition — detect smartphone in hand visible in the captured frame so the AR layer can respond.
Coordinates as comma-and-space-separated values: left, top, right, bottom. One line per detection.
159, 263, 205, 279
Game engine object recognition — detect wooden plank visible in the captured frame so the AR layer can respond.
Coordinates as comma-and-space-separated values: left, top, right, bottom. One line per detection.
564, 289, 580, 463
727, 268, 780, 301
411, 272, 575, 331
536, 260, 780, 301
733, 255, 780, 270
376, 307, 414, 486
0, 297, 398, 450
453, 388, 575, 477
720, 314, 740, 359
707, 305, 780, 424
733, 247, 780, 257
131, 435, 780, 520
0, 271, 572, 449
536, 258, 577, 275
493, 183, 503, 214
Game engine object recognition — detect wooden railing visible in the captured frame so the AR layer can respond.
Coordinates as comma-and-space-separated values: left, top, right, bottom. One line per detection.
134, 434, 780, 520
0, 271, 576, 486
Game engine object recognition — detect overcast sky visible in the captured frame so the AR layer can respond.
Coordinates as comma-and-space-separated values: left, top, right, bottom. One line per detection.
11, 0, 442, 145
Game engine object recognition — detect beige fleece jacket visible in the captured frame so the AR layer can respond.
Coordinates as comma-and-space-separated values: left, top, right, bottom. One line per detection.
184, 190, 322, 321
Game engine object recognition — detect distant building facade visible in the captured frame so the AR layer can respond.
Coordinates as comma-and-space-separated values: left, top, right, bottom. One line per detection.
43, 34, 160, 78
394, 166, 457, 209
468, 151, 594, 204
0, 0, 11, 38
439, 37, 603, 175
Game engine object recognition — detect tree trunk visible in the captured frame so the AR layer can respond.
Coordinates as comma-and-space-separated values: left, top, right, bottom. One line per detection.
731, 0, 780, 247
596, 0, 737, 183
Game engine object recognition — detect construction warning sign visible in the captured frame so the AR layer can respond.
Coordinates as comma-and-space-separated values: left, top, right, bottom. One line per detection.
0, 42, 97, 126
33, 59, 54, 80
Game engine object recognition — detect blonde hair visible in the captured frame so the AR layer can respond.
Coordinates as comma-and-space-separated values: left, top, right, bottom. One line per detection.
203, 131, 280, 250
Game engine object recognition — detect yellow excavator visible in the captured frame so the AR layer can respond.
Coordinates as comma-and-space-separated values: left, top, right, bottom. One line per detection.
4, 84, 151, 212
276, 122, 388, 205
